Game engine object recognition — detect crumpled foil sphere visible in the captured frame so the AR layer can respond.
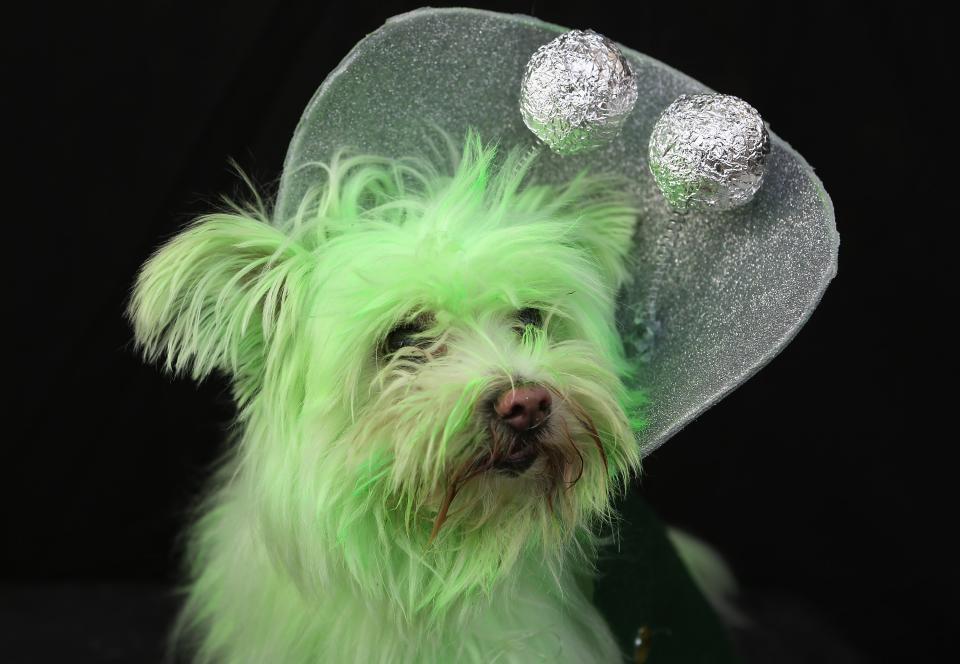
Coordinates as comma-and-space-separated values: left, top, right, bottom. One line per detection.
520, 29, 638, 155
649, 93, 770, 212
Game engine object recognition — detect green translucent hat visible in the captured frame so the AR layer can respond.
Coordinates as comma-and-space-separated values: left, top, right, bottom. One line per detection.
269, 8, 839, 660
275, 7, 838, 458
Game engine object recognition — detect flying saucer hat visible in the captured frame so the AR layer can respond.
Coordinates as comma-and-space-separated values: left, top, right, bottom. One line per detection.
275, 7, 838, 457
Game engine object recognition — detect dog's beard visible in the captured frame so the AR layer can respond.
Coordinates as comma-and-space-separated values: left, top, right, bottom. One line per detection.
321, 327, 638, 619
428, 388, 609, 543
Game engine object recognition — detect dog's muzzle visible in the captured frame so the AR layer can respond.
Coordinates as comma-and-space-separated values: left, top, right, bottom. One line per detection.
490, 384, 551, 474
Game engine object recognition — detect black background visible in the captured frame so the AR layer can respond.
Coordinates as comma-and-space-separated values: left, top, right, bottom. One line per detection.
3, 1, 945, 662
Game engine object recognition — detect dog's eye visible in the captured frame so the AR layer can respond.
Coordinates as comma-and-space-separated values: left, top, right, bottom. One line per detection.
384, 323, 427, 355
517, 308, 543, 329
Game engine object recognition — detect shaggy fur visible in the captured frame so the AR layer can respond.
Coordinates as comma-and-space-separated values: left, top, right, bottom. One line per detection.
130, 131, 647, 663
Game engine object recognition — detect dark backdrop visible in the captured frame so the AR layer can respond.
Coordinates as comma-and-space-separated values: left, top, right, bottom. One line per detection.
3, 1, 945, 662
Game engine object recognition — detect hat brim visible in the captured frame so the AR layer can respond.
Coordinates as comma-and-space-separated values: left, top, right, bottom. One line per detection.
276, 7, 839, 456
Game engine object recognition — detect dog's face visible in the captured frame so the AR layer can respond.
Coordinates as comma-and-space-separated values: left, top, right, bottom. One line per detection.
322, 211, 640, 533
131, 133, 644, 619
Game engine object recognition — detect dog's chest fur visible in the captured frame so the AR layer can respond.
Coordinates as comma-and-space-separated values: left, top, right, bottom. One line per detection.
179, 482, 622, 663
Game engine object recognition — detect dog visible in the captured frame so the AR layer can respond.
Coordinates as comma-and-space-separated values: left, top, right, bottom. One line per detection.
130, 131, 647, 663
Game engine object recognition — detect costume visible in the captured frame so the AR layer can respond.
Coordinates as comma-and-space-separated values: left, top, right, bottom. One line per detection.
130, 9, 837, 663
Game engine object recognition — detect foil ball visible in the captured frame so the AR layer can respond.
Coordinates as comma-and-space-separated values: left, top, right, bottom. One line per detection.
520, 29, 638, 155
648, 93, 770, 212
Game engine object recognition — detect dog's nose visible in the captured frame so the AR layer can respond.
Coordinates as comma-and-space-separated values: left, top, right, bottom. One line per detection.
494, 385, 552, 432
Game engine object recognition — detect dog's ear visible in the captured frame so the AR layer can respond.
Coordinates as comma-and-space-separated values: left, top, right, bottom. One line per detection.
128, 212, 306, 386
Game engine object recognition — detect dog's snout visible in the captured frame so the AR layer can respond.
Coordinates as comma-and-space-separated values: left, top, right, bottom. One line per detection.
494, 385, 552, 432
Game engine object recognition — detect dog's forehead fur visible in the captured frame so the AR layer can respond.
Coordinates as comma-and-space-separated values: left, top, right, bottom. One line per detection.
316, 219, 610, 328
292, 133, 638, 347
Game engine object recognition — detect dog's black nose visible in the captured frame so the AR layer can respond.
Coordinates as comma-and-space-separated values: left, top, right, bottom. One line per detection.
494, 385, 552, 432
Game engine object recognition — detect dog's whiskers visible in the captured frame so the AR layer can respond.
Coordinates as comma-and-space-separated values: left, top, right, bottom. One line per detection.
547, 386, 608, 476
558, 417, 585, 487
429, 482, 460, 545
428, 428, 501, 544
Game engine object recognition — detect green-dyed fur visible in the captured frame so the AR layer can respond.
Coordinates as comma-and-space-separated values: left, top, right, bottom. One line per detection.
129, 132, 646, 663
